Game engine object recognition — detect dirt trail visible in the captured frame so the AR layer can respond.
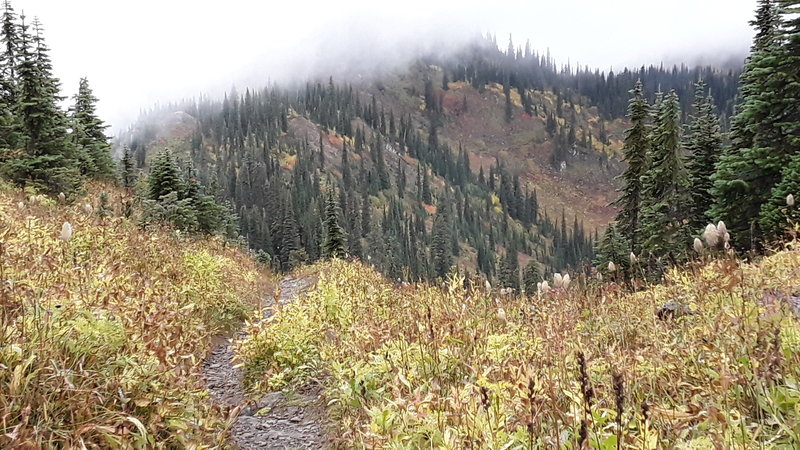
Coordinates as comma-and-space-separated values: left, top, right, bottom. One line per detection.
202, 276, 328, 449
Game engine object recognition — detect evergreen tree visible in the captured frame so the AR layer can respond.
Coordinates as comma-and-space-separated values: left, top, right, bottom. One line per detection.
639, 91, 691, 258
760, 152, 800, 239
322, 190, 347, 258
3, 15, 80, 194
70, 77, 115, 179
612, 80, 649, 253
594, 224, 630, 278
431, 205, 452, 278
685, 81, 722, 230
710, 0, 784, 246
148, 149, 184, 201
0, 0, 19, 148
498, 247, 520, 291
522, 259, 541, 294
120, 145, 136, 188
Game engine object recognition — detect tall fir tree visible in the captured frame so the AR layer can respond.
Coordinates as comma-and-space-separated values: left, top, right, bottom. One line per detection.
0, 0, 19, 148
710, 0, 785, 246
3, 15, 79, 194
120, 145, 136, 188
639, 91, 691, 259
431, 205, 452, 278
322, 189, 347, 259
760, 152, 800, 238
685, 81, 723, 230
757, 0, 800, 239
70, 77, 115, 179
522, 259, 541, 294
612, 80, 650, 253
498, 247, 520, 291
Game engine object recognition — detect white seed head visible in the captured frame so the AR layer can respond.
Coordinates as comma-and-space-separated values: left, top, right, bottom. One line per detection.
83, 203, 93, 214
538, 281, 551, 294
703, 224, 720, 247
716, 221, 728, 237
496, 308, 507, 322
58, 192, 66, 203
484, 280, 492, 292
562, 273, 571, 289
693, 237, 704, 254
787, 194, 795, 207
60, 222, 73, 242
17, 201, 25, 210
723, 232, 731, 244
608, 261, 617, 272
630, 252, 637, 263
553, 273, 563, 289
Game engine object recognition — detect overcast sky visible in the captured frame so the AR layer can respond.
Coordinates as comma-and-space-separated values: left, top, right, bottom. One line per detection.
16, 0, 756, 132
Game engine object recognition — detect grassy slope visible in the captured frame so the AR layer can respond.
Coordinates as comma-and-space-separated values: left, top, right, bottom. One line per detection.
0, 182, 271, 447
237, 252, 800, 448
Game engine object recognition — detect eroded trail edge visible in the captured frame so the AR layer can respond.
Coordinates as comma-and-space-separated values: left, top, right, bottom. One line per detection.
202, 276, 328, 449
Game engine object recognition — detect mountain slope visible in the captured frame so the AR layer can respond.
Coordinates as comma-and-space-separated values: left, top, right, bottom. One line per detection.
0, 182, 271, 447
236, 250, 800, 447
119, 39, 742, 283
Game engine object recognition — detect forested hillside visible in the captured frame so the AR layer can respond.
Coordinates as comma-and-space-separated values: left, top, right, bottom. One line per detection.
121, 36, 742, 285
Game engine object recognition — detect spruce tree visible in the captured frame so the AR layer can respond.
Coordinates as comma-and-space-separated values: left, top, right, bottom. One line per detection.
612, 80, 649, 253
522, 259, 541, 294
498, 247, 520, 291
3, 15, 80, 194
710, 0, 784, 246
594, 224, 630, 278
0, 0, 19, 148
322, 190, 346, 259
148, 149, 184, 201
120, 145, 136, 188
639, 91, 691, 259
431, 205, 452, 278
70, 77, 115, 179
760, 152, 800, 238
685, 81, 722, 230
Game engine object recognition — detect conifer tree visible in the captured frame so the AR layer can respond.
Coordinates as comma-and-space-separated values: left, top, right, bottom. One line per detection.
594, 224, 630, 277
341, 141, 352, 190
522, 259, 541, 294
685, 81, 722, 230
612, 80, 649, 253
431, 205, 452, 278
760, 152, 800, 238
639, 91, 691, 258
70, 77, 115, 179
322, 190, 347, 259
3, 15, 79, 194
0, 0, 19, 148
120, 145, 136, 188
710, 0, 784, 245
498, 247, 520, 291
148, 149, 184, 201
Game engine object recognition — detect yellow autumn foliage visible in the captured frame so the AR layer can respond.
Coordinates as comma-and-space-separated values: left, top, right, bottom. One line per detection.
238, 251, 800, 448
0, 182, 270, 448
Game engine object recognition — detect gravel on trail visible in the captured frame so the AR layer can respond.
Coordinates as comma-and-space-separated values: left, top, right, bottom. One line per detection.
202, 276, 329, 449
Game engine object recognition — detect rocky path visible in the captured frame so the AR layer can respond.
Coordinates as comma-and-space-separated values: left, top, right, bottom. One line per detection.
202, 276, 329, 449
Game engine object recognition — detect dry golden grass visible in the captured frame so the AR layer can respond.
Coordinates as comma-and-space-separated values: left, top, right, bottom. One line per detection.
0, 182, 271, 447
237, 253, 800, 448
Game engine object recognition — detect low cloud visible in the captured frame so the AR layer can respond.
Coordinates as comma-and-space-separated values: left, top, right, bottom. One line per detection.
19, 0, 756, 132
